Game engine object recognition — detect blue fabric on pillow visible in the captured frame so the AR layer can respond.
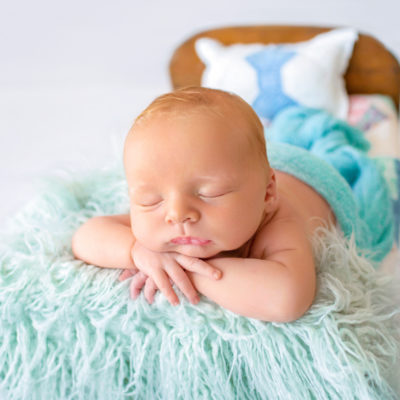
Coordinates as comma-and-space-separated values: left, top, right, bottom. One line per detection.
196, 29, 358, 121
246, 47, 299, 119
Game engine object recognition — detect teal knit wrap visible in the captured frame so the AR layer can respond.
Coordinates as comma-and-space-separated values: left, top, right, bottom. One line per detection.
266, 106, 394, 264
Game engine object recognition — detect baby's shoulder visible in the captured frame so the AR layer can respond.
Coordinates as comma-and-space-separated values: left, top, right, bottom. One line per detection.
249, 202, 311, 260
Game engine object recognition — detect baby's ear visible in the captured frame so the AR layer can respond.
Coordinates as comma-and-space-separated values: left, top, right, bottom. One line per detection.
264, 169, 278, 212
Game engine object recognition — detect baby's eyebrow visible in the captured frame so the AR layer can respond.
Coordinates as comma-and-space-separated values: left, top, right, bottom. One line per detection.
194, 175, 236, 183
129, 184, 154, 194
132, 183, 152, 189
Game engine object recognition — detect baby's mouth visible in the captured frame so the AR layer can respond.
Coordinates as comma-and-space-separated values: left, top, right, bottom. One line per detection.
171, 236, 211, 245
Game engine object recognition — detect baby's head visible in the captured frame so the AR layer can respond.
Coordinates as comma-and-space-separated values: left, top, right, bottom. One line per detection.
124, 87, 277, 258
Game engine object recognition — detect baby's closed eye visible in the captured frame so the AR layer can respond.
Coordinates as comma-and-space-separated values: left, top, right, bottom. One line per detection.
136, 191, 229, 206
197, 184, 236, 198
130, 182, 236, 208
197, 190, 231, 198
135, 196, 163, 207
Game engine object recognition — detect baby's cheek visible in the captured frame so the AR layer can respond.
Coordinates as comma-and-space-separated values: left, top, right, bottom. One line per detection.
213, 208, 256, 246
130, 214, 165, 249
206, 209, 238, 238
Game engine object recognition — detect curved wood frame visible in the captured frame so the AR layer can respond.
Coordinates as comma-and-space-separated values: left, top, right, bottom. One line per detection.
169, 25, 400, 110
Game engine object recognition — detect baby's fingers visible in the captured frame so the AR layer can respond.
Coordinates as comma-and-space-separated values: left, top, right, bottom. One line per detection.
129, 271, 147, 299
119, 268, 137, 282
151, 270, 180, 306
174, 254, 222, 280
164, 262, 200, 305
143, 277, 158, 304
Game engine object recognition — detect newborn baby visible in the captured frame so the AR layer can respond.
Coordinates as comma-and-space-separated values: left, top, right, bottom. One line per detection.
72, 87, 336, 322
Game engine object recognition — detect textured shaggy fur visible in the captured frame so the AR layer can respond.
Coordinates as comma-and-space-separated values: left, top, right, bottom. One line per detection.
0, 162, 399, 399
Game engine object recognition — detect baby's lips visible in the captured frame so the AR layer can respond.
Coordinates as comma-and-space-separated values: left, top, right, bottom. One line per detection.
171, 236, 211, 245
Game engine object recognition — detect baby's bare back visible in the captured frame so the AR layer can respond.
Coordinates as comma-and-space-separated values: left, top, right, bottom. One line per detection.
275, 170, 336, 232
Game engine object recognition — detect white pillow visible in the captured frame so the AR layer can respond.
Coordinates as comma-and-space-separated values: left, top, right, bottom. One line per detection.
195, 29, 358, 122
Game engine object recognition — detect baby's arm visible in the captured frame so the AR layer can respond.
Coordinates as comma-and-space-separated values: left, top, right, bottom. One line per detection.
184, 220, 316, 323
71, 215, 221, 305
71, 214, 136, 270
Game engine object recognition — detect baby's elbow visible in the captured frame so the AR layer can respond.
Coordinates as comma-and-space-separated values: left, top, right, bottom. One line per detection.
71, 219, 95, 260
261, 281, 316, 323
276, 302, 311, 323
278, 263, 317, 322
278, 285, 316, 323
71, 228, 83, 260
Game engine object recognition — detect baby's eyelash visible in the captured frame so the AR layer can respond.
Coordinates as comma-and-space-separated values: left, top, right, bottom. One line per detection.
138, 199, 163, 207
198, 191, 229, 198
199, 194, 222, 198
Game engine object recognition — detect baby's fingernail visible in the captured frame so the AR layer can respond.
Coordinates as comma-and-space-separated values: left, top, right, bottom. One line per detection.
213, 271, 221, 279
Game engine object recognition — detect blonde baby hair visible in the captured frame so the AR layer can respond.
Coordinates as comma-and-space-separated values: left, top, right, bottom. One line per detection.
127, 86, 270, 173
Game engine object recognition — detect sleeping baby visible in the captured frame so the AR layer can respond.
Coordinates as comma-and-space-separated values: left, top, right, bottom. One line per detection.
72, 86, 337, 322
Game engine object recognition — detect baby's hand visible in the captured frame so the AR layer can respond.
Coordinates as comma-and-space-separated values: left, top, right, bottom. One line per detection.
119, 269, 160, 304
130, 241, 222, 306
119, 267, 164, 304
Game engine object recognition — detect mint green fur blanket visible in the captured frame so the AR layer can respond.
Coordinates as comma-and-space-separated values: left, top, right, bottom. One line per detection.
0, 163, 399, 399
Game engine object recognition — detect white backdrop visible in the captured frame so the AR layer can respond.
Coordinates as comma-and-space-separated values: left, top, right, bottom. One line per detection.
1, 0, 399, 227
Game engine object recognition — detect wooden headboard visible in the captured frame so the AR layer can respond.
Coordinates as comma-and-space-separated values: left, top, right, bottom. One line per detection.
169, 25, 400, 110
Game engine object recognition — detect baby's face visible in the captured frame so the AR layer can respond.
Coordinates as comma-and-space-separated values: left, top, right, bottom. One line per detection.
124, 112, 270, 259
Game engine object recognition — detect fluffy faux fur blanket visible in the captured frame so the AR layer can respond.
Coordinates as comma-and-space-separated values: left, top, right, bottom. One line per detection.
0, 163, 399, 400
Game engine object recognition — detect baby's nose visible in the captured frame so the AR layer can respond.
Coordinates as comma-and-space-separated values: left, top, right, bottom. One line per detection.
165, 198, 200, 224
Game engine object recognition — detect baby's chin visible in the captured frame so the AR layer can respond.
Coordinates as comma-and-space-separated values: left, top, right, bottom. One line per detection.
172, 245, 221, 259
169, 243, 247, 260
161, 239, 250, 259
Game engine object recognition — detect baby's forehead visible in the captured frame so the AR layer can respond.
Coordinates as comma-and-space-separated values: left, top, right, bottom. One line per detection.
128, 121, 256, 176
127, 108, 252, 147
126, 116, 254, 169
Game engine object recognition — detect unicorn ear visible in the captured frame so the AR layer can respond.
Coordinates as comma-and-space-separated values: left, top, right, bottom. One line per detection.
195, 38, 224, 65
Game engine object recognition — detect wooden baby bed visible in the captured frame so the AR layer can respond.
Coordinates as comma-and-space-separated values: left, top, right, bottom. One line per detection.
169, 25, 400, 110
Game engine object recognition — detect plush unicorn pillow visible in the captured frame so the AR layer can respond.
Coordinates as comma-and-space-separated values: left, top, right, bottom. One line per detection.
195, 29, 358, 123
